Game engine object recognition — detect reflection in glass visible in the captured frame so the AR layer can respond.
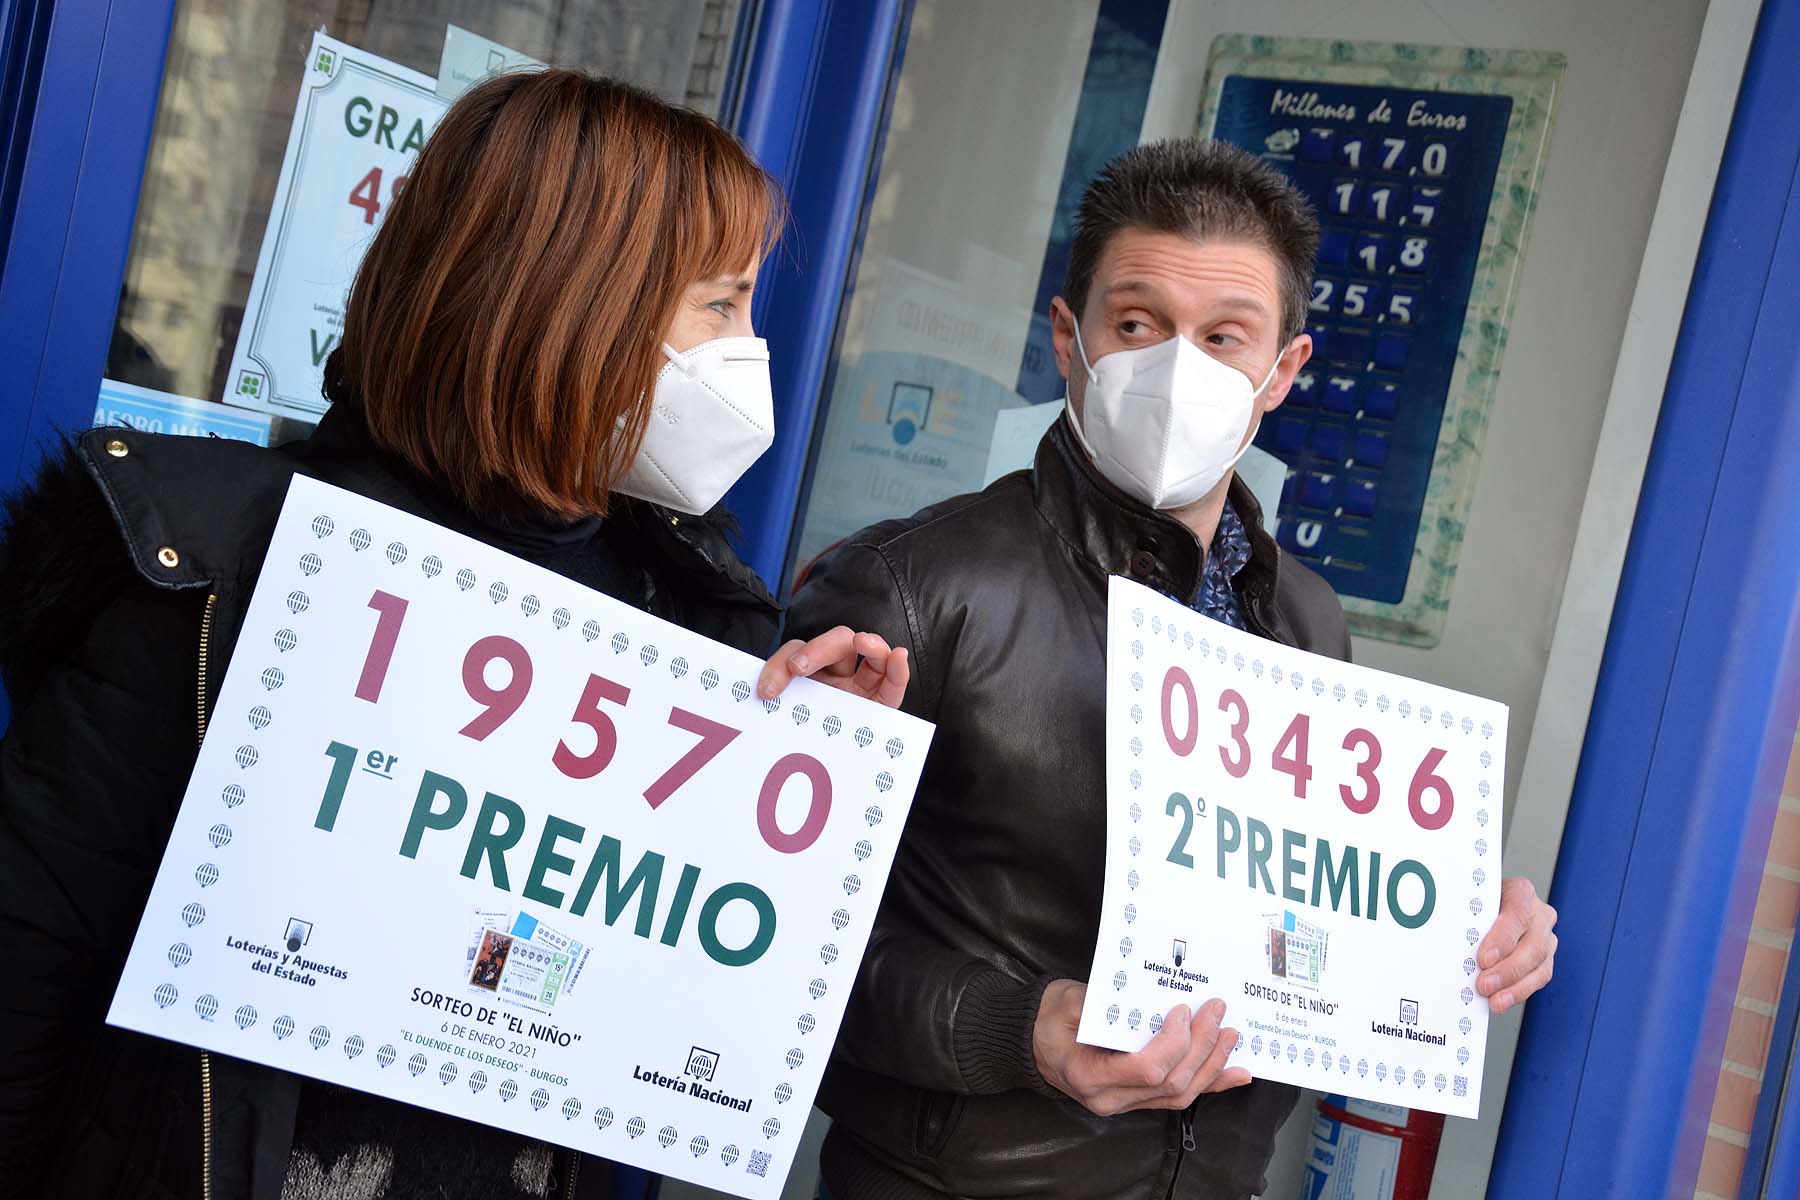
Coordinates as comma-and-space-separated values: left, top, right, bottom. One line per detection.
109, 0, 746, 439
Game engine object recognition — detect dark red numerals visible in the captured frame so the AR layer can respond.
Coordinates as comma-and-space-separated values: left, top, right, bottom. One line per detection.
459, 635, 533, 740
644, 709, 742, 809
1339, 728, 1381, 814
348, 167, 382, 224
355, 589, 409, 703
1271, 713, 1313, 798
1408, 746, 1455, 831
551, 674, 632, 779
757, 754, 833, 854
1218, 689, 1252, 778
1161, 666, 1199, 756
347, 167, 407, 225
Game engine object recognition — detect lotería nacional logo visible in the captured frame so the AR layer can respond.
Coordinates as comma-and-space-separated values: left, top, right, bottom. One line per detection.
685, 1047, 720, 1083
633, 1047, 751, 1113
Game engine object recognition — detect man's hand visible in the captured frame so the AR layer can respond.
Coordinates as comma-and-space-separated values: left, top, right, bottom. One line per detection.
1477, 876, 1558, 1014
758, 626, 910, 709
1032, 979, 1249, 1116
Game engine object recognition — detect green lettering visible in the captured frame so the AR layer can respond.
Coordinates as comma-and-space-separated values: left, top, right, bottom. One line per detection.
1311, 838, 1362, 917
660, 863, 703, 947
698, 882, 777, 967
1387, 860, 1436, 930
400, 770, 466, 858
316, 741, 356, 832
570, 836, 663, 936
1281, 828, 1307, 903
344, 95, 372, 138
1247, 818, 1276, 894
1216, 804, 1241, 879
374, 104, 399, 149
523, 815, 585, 908
400, 118, 426, 155
310, 328, 338, 366
459, 792, 525, 890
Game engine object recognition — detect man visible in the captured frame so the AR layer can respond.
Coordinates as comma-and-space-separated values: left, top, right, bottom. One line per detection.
764, 139, 1558, 1199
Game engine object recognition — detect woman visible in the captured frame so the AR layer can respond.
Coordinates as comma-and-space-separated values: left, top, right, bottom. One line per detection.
0, 70, 904, 1200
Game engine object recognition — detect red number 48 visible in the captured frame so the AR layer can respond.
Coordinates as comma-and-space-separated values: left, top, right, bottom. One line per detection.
348, 167, 408, 225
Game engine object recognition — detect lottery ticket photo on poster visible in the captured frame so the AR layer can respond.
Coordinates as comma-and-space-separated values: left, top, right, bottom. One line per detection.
1078, 577, 1506, 1118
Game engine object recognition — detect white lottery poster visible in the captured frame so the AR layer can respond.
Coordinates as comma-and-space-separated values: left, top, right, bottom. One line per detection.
1076, 577, 1505, 1118
224, 33, 445, 417
107, 476, 933, 1198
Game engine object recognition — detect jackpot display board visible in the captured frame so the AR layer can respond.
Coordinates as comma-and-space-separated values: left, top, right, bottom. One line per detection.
1200, 37, 1565, 647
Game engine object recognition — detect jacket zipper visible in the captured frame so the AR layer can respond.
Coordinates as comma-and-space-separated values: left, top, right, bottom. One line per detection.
1164, 1107, 1197, 1199
563, 1149, 581, 1199
197, 593, 217, 1200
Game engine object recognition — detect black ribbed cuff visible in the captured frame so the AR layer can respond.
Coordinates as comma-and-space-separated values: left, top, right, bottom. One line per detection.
950, 970, 1054, 1095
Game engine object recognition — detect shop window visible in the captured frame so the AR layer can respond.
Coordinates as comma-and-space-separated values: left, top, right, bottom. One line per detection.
106, 0, 748, 441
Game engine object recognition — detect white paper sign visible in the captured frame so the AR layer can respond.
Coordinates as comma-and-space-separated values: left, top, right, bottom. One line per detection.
1077, 578, 1505, 1117
107, 476, 933, 1198
436, 24, 546, 102
981, 400, 1062, 487
94, 378, 272, 446
224, 34, 446, 417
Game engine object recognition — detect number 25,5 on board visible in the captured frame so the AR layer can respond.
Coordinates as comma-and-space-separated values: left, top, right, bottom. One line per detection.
352, 588, 833, 853
1158, 664, 1454, 834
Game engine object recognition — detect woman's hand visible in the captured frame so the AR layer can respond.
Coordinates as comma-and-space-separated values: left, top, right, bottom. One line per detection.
757, 625, 910, 709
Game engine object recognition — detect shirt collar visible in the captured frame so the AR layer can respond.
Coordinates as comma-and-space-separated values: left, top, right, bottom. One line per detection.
1211, 496, 1253, 583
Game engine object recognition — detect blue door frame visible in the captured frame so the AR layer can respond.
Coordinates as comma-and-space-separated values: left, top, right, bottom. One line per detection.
725, 0, 909, 588
8, 3, 1800, 1195
1488, 0, 1800, 1193
0, 0, 172, 490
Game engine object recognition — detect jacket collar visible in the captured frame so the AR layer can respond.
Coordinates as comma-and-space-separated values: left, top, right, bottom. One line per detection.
304, 402, 778, 615
1031, 414, 1287, 636
75, 407, 778, 620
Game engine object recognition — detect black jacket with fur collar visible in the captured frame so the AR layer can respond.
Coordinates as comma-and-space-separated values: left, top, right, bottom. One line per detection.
0, 408, 778, 1199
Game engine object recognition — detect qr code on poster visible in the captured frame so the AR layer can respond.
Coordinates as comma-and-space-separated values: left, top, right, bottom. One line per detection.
747, 1149, 772, 1178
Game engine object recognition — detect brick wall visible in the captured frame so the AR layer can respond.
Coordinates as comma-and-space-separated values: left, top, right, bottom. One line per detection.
684, 0, 743, 113
1696, 726, 1800, 1198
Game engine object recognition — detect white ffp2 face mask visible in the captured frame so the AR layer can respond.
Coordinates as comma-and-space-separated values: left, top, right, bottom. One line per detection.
613, 336, 775, 515
1067, 319, 1279, 511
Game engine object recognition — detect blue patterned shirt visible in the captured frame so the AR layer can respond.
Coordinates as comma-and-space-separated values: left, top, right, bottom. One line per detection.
1194, 498, 1252, 631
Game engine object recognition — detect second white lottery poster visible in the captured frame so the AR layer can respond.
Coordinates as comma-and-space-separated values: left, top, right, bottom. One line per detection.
225, 32, 445, 418
1077, 577, 1506, 1118
108, 476, 933, 1198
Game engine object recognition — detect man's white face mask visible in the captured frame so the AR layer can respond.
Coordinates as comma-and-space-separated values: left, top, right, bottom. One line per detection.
1067, 317, 1279, 511
613, 336, 775, 515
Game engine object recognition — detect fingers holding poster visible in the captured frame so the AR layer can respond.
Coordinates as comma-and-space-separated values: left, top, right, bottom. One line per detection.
106, 477, 933, 1199
1077, 577, 1505, 1118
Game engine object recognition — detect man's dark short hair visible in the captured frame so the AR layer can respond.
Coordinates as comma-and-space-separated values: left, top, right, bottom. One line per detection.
1064, 139, 1320, 342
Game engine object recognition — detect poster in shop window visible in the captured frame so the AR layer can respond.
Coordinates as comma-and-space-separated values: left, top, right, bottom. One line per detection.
107, 477, 933, 1198
1077, 577, 1505, 1118
223, 33, 446, 418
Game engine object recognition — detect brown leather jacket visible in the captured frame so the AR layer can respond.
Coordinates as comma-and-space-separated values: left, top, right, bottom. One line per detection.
787, 416, 1351, 1200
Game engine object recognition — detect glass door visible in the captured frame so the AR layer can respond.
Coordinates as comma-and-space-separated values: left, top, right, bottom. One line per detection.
787, 0, 1163, 580
104, 0, 753, 445
783, 0, 1726, 1195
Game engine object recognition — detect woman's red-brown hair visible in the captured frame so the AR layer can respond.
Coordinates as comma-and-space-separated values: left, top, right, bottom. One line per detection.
331, 70, 782, 520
